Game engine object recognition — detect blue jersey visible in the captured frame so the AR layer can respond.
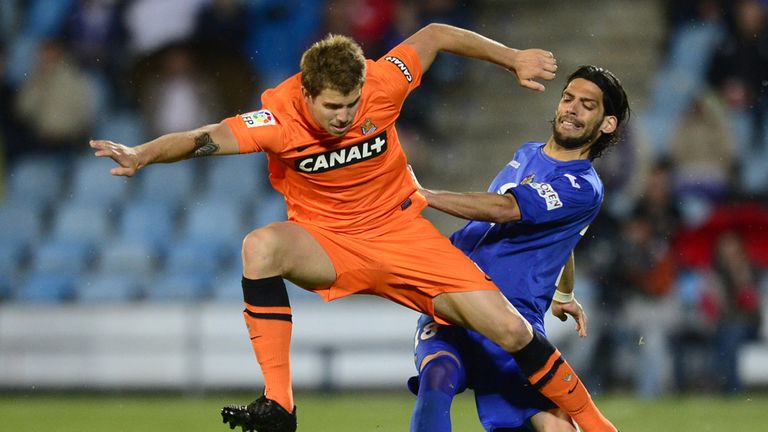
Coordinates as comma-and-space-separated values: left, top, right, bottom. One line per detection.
410, 141, 604, 429
450, 141, 603, 331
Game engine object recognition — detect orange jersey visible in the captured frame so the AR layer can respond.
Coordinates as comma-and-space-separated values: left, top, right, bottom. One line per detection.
224, 44, 425, 236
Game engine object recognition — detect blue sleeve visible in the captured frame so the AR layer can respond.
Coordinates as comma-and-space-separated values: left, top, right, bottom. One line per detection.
509, 174, 598, 225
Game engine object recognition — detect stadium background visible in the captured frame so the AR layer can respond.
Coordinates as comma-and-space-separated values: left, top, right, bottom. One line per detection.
1, 0, 768, 430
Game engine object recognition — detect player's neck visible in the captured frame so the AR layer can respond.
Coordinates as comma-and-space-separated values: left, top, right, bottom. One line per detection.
543, 139, 589, 162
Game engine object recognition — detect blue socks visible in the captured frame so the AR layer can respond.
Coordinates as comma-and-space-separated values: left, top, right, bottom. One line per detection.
410, 356, 463, 432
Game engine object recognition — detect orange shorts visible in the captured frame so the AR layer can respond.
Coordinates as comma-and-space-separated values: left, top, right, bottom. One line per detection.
297, 213, 498, 324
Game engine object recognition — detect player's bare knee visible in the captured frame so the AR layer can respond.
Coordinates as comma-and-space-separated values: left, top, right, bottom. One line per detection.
241, 225, 282, 273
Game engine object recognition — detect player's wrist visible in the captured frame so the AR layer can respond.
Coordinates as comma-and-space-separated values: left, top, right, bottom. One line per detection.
552, 289, 574, 303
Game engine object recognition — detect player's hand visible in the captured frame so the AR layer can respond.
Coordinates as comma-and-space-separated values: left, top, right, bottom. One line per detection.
90, 139, 141, 177
509, 48, 557, 92
551, 298, 588, 338
407, 164, 425, 192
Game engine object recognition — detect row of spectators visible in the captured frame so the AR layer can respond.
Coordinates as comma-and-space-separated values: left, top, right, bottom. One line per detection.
0, 0, 473, 167
577, 0, 768, 397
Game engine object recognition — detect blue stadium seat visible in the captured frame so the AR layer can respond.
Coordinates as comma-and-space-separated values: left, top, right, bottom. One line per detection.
145, 272, 212, 302
182, 200, 245, 260
118, 201, 176, 253
135, 161, 197, 207
15, 273, 76, 303
0, 203, 45, 245
210, 270, 243, 302
30, 240, 93, 276
0, 273, 11, 302
201, 154, 268, 202
0, 242, 28, 282
164, 240, 222, 280
69, 154, 131, 206
5, 155, 66, 211
74, 273, 144, 303
50, 202, 114, 247
96, 241, 158, 277
0, 203, 44, 277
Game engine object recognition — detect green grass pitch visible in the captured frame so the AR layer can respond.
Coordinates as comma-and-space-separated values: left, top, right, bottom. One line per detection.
1, 391, 766, 431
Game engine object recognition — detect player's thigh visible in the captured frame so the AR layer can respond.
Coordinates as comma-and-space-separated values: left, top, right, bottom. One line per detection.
433, 290, 533, 352
242, 221, 336, 288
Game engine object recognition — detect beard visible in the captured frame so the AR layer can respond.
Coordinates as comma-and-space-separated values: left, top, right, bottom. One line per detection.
550, 116, 602, 150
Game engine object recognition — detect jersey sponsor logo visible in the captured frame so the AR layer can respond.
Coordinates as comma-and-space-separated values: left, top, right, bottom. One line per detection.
509, 160, 521, 169
385, 56, 413, 82
361, 118, 377, 135
529, 181, 563, 210
241, 110, 276, 128
295, 132, 388, 173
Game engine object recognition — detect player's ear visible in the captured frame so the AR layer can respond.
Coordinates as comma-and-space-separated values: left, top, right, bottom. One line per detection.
600, 115, 617, 134
301, 86, 313, 103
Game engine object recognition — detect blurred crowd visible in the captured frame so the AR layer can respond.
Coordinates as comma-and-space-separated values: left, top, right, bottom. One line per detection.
577, 0, 768, 398
0, 0, 767, 399
0, 0, 473, 169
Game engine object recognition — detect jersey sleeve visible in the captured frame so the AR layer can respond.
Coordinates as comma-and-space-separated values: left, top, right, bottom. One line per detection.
509, 174, 598, 225
372, 43, 424, 106
223, 109, 282, 154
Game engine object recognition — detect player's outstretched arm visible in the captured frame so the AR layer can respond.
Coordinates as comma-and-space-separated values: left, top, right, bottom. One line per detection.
402, 23, 557, 92
90, 121, 239, 177
408, 164, 521, 223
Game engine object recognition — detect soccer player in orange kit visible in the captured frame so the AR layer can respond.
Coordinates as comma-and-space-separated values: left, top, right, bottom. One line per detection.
90, 23, 617, 432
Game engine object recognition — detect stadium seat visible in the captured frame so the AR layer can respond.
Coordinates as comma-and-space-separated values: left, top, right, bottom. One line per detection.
209, 270, 243, 302
164, 240, 223, 280
5, 155, 66, 211
0, 242, 28, 282
15, 273, 76, 303
74, 272, 144, 303
96, 241, 158, 277
69, 154, 131, 206
30, 240, 93, 276
145, 271, 212, 302
182, 200, 245, 260
0, 203, 45, 245
50, 202, 114, 247
0, 203, 44, 276
200, 153, 268, 202
135, 161, 197, 207
118, 200, 176, 253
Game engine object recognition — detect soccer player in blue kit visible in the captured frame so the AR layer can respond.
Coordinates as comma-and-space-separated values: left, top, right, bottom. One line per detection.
408, 65, 630, 432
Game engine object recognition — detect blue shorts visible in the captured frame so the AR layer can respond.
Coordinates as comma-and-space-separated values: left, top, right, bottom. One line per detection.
412, 315, 556, 431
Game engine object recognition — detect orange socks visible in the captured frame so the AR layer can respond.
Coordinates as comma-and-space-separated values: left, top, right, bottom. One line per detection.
514, 332, 616, 432
242, 276, 294, 412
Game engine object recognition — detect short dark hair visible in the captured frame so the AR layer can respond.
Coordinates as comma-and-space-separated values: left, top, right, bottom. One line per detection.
300, 34, 366, 98
565, 65, 630, 160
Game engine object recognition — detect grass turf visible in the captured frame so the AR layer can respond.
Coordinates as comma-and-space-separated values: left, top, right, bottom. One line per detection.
1, 391, 766, 431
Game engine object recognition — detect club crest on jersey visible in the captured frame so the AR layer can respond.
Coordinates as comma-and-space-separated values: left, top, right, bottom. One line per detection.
361, 118, 377, 135
529, 182, 563, 210
296, 132, 388, 173
521, 174, 535, 185
241, 110, 276, 128
385, 56, 412, 82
